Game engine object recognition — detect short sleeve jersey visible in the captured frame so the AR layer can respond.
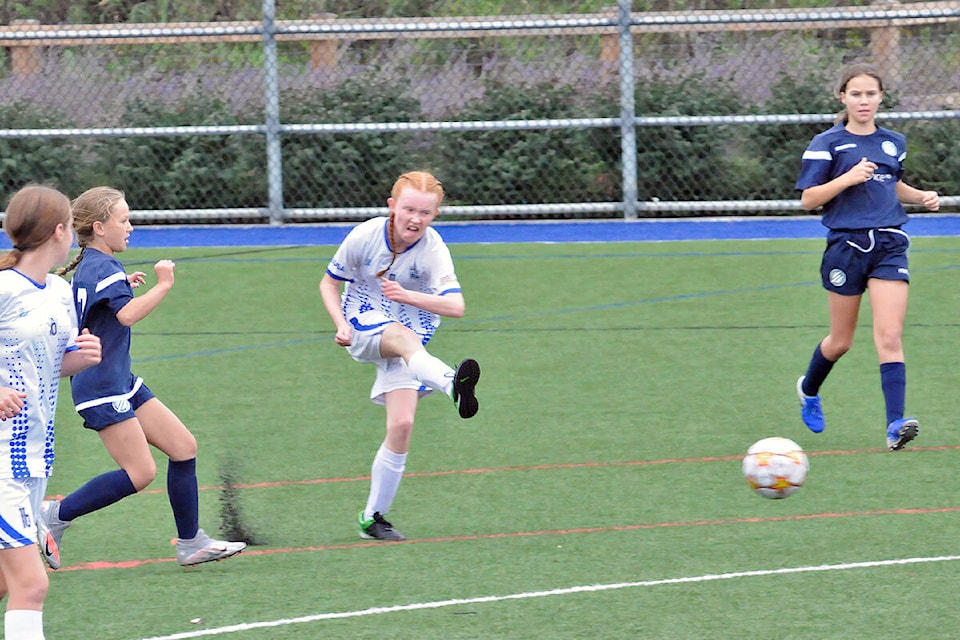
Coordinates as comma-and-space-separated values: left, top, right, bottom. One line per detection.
325, 217, 461, 345
0, 270, 78, 479
795, 122, 908, 230
69, 249, 140, 410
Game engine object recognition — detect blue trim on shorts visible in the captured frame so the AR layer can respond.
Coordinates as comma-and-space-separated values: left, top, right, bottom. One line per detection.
0, 515, 32, 547
349, 317, 395, 332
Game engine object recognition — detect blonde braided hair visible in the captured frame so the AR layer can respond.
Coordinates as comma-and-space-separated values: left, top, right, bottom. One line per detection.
56, 186, 125, 276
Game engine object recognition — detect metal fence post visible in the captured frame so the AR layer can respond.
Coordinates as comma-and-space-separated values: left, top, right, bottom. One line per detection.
617, 0, 638, 220
262, 0, 284, 225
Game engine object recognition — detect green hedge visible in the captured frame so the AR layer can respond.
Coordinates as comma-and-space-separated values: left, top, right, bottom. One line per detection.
276, 76, 424, 208
94, 93, 265, 209
0, 101, 94, 198
1, 72, 956, 212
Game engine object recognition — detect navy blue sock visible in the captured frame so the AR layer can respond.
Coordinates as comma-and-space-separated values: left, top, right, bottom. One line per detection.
59, 469, 137, 521
168, 458, 199, 540
802, 343, 836, 396
880, 362, 906, 425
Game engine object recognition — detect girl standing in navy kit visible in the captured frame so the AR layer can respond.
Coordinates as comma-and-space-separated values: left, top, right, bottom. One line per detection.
794, 63, 940, 450
37, 186, 245, 569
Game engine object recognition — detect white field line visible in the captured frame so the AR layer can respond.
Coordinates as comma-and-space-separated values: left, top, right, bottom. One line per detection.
138, 554, 960, 640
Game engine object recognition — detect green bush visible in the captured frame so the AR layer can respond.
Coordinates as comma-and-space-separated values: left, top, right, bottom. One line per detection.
277, 76, 423, 208
900, 119, 960, 195
742, 71, 841, 200
0, 101, 92, 201
581, 75, 752, 206
95, 91, 265, 209
5, 65, 956, 215
436, 81, 613, 207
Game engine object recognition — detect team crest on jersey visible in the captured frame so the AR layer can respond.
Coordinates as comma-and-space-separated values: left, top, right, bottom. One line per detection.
881, 140, 898, 157
829, 269, 847, 287
112, 398, 131, 413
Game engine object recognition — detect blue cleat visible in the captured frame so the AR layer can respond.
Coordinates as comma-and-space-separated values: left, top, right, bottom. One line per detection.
886, 418, 919, 451
796, 376, 825, 433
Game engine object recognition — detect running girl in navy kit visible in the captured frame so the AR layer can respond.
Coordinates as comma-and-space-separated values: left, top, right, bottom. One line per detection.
794, 63, 940, 450
37, 186, 245, 569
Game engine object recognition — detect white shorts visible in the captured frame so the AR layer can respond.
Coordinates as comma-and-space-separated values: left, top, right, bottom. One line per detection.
0, 477, 46, 549
347, 328, 432, 406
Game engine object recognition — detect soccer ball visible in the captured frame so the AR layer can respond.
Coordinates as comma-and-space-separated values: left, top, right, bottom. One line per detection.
742, 436, 809, 499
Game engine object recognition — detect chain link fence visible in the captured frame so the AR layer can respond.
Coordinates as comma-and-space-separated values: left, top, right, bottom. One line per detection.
0, 0, 957, 223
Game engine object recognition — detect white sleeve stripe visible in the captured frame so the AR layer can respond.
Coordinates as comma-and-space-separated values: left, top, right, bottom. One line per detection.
802, 150, 832, 161
95, 271, 127, 293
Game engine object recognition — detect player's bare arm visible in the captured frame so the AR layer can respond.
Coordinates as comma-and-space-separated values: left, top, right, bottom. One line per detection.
896, 181, 940, 211
116, 260, 175, 327
319, 273, 353, 346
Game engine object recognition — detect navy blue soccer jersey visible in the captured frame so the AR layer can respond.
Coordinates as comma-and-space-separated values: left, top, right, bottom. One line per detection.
69, 248, 140, 410
795, 122, 909, 230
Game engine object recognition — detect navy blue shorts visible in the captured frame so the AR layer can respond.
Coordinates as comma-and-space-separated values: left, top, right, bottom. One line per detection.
820, 228, 910, 295
78, 383, 156, 431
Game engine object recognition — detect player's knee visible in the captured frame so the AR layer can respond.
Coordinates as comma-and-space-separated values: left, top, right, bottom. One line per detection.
128, 458, 158, 490
833, 341, 852, 357
825, 335, 854, 358
20, 572, 49, 606
386, 415, 415, 441
874, 330, 902, 355
177, 431, 198, 459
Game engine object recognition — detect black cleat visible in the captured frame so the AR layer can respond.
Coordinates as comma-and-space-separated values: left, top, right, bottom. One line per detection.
358, 511, 406, 541
452, 358, 480, 419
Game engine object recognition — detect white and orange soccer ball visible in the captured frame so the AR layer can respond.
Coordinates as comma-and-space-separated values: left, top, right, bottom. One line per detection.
742, 436, 809, 499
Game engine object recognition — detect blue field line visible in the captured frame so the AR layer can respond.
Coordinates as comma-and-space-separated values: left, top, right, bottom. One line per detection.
130, 281, 820, 364
131, 336, 324, 364
452, 281, 819, 326
5, 214, 959, 249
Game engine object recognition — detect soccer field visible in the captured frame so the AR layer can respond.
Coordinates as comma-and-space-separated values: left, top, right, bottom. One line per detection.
43, 234, 960, 640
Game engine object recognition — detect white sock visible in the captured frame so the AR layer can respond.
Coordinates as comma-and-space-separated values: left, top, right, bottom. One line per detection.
407, 350, 455, 396
364, 444, 407, 519
5, 610, 44, 640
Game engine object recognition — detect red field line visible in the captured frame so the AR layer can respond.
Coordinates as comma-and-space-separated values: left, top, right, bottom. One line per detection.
131, 444, 960, 495
56, 504, 960, 572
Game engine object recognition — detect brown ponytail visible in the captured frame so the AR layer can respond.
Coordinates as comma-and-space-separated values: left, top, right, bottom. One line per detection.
1, 184, 71, 271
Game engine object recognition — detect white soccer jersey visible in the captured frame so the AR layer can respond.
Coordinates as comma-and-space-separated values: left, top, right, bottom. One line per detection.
326, 216, 462, 345
0, 269, 78, 479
